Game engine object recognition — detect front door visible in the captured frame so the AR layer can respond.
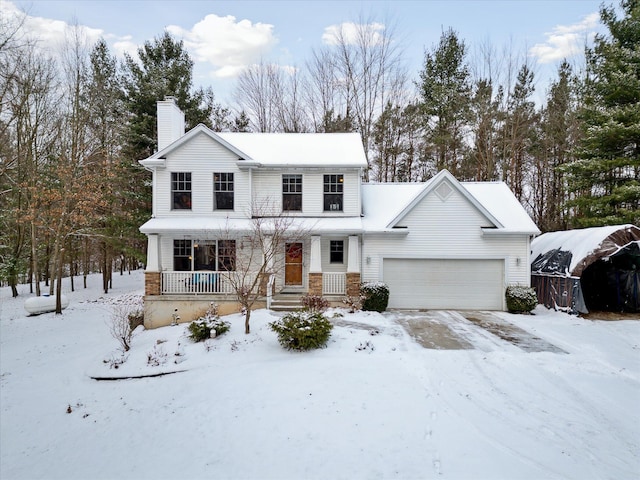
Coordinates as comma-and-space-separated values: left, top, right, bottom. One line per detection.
285, 243, 303, 286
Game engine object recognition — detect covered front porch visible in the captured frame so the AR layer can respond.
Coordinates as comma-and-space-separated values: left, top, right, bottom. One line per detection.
143, 234, 362, 298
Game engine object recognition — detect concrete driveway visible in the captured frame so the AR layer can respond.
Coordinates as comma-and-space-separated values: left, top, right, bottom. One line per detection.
388, 310, 565, 353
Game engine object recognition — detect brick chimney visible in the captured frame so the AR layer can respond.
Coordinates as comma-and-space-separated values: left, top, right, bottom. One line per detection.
156, 96, 185, 151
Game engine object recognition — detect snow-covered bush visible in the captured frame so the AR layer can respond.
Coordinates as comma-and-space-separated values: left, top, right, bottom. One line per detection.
505, 285, 538, 313
269, 311, 333, 351
301, 294, 330, 313
187, 303, 230, 342
361, 282, 390, 312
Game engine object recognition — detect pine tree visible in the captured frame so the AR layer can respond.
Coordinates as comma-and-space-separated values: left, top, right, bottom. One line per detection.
498, 64, 538, 202
121, 30, 214, 159
563, 0, 640, 226
418, 28, 472, 179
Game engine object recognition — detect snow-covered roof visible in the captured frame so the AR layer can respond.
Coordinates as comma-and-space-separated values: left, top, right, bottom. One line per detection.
361, 172, 539, 235
463, 182, 540, 234
216, 132, 368, 168
361, 182, 428, 231
141, 126, 368, 170
531, 224, 640, 276
140, 216, 364, 236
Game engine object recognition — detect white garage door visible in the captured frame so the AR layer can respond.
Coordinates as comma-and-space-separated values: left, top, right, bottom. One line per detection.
383, 259, 504, 310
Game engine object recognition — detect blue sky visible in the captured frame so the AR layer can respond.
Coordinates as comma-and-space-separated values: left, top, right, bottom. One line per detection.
5, 0, 606, 105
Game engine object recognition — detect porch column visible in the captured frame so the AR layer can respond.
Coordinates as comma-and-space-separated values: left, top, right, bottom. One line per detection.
260, 235, 274, 296
308, 235, 322, 295
346, 235, 361, 297
145, 234, 161, 296
146, 234, 160, 271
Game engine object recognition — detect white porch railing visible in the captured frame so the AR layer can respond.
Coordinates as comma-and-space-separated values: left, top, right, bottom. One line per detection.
323, 272, 346, 295
162, 271, 235, 295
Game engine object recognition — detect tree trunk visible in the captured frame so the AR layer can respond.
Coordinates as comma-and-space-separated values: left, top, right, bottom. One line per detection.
245, 308, 251, 334
55, 251, 64, 314
31, 223, 41, 296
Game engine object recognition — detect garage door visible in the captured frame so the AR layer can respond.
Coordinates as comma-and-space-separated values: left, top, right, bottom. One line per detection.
383, 259, 504, 310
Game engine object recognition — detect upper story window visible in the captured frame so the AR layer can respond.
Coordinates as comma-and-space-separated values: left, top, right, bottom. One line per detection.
282, 174, 302, 211
330, 240, 344, 264
324, 174, 343, 212
172, 172, 191, 210
214, 173, 234, 210
173, 239, 192, 271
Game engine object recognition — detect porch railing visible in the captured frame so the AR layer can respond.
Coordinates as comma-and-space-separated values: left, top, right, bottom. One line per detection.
162, 271, 235, 295
323, 272, 346, 295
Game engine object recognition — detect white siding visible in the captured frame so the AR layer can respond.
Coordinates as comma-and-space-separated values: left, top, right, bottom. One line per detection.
251, 170, 361, 216
361, 186, 532, 296
320, 236, 349, 273
154, 133, 251, 218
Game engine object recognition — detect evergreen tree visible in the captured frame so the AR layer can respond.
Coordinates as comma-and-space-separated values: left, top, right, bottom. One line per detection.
468, 79, 502, 181
121, 30, 214, 159
563, 0, 640, 226
417, 28, 472, 179
498, 64, 538, 202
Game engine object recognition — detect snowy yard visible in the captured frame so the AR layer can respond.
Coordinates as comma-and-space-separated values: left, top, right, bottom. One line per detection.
1, 270, 639, 480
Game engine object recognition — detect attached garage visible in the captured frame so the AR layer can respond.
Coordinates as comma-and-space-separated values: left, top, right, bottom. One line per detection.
383, 258, 505, 310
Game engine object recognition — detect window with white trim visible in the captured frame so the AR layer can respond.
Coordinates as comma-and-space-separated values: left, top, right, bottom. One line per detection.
173, 240, 192, 271
330, 240, 344, 264
214, 173, 234, 210
282, 174, 302, 211
193, 240, 236, 271
323, 174, 343, 211
172, 172, 191, 210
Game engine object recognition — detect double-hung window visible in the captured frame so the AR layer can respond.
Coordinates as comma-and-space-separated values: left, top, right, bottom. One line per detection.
173, 240, 192, 271
330, 240, 344, 264
282, 174, 302, 211
172, 172, 191, 210
323, 174, 343, 211
214, 173, 234, 210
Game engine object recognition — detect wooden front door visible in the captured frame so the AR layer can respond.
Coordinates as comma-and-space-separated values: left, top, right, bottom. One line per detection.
285, 243, 303, 286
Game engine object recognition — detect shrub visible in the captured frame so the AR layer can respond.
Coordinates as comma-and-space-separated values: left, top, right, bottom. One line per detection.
505, 285, 538, 313
301, 294, 330, 313
269, 311, 333, 351
188, 303, 230, 342
360, 282, 390, 312
342, 295, 364, 313
109, 304, 135, 352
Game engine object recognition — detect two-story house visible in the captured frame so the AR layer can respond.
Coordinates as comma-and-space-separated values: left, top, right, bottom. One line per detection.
140, 97, 539, 328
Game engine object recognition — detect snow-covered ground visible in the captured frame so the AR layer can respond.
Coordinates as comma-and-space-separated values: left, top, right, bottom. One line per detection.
1, 271, 639, 480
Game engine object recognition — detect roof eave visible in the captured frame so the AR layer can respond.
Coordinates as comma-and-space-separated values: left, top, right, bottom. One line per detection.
482, 228, 541, 236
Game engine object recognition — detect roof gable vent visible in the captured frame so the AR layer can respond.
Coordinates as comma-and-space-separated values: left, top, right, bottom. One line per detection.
435, 181, 453, 201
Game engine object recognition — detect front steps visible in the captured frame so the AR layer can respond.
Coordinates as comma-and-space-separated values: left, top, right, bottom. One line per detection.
269, 294, 303, 312
268, 294, 346, 312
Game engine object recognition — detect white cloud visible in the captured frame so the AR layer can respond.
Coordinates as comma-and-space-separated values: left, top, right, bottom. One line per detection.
529, 13, 600, 64
167, 14, 278, 79
1, 1, 132, 57
322, 22, 386, 46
